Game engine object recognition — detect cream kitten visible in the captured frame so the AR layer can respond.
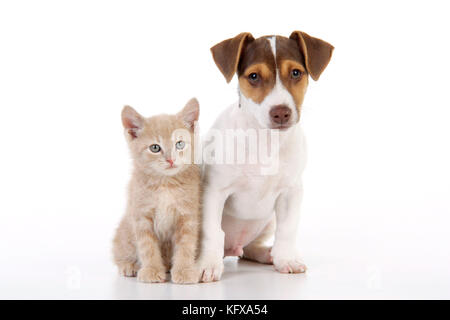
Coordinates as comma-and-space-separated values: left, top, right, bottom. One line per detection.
113, 98, 201, 284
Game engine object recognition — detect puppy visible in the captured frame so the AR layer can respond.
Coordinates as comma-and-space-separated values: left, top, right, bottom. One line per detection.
199, 31, 333, 282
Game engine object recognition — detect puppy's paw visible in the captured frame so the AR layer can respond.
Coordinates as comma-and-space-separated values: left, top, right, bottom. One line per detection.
199, 256, 224, 283
273, 256, 307, 274
171, 266, 200, 284
117, 262, 139, 277
137, 266, 167, 283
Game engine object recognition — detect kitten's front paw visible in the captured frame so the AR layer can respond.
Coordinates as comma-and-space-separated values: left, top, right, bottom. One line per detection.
171, 266, 200, 284
117, 262, 139, 277
199, 256, 224, 282
137, 267, 167, 283
273, 255, 306, 273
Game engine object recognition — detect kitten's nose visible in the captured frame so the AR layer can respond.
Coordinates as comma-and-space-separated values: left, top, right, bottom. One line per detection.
166, 159, 174, 167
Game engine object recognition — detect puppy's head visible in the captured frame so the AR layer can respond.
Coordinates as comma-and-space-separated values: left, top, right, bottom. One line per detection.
211, 31, 333, 130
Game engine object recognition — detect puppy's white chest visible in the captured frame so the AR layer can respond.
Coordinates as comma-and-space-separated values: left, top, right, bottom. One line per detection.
225, 174, 289, 219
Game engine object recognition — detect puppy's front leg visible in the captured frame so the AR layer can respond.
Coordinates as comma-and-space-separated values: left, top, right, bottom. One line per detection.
271, 184, 307, 273
135, 217, 167, 283
198, 187, 228, 282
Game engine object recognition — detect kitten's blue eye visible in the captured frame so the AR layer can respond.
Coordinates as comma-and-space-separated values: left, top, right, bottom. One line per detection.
149, 144, 161, 153
175, 140, 185, 150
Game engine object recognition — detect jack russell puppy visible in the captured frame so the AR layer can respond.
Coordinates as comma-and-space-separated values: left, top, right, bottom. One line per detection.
199, 31, 333, 282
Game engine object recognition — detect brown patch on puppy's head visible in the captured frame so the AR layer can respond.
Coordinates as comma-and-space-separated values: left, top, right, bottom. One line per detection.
237, 37, 278, 104
274, 36, 309, 114
211, 31, 333, 129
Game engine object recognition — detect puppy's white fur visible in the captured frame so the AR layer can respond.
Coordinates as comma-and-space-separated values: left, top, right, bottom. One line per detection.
199, 37, 307, 281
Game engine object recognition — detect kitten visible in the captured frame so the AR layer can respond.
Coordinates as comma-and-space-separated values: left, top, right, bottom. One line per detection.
113, 98, 201, 284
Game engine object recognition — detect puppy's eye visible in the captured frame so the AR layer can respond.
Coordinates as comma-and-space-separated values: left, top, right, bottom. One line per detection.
149, 144, 161, 153
291, 69, 302, 79
175, 140, 185, 150
248, 72, 259, 83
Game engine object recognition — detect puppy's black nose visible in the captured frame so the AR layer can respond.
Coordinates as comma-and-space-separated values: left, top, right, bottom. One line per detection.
270, 105, 291, 125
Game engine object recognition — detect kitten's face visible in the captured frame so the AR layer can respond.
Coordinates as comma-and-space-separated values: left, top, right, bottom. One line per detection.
122, 99, 199, 176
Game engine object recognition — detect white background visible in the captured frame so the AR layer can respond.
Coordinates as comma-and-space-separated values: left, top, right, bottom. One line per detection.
0, 0, 449, 299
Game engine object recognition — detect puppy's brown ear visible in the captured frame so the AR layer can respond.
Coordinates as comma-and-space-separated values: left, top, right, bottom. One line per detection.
211, 32, 254, 83
289, 31, 334, 81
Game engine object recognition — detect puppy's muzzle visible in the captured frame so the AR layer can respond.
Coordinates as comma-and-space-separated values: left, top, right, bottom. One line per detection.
270, 105, 292, 129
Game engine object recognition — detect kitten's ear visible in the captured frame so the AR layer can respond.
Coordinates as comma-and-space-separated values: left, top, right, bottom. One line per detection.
177, 98, 199, 131
121, 105, 144, 139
